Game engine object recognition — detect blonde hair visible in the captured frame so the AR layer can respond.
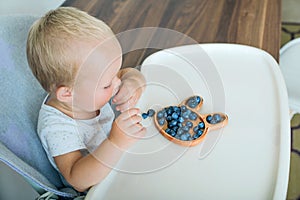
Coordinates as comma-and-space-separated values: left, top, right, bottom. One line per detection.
26, 7, 115, 92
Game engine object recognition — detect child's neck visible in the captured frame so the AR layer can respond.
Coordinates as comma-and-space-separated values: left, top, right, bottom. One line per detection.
46, 95, 99, 120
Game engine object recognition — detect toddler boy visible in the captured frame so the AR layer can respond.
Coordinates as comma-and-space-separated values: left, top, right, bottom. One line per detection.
26, 7, 146, 192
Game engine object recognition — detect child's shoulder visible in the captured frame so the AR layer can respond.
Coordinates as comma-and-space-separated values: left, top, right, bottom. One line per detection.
38, 102, 75, 127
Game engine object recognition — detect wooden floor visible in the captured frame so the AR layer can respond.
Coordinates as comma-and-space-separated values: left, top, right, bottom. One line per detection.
62, 0, 281, 67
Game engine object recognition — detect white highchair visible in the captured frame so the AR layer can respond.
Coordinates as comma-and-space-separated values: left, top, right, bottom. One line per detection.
280, 38, 300, 118
86, 44, 291, 200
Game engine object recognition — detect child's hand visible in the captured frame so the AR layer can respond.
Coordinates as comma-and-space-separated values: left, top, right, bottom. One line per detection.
112, 77, 144, 112
109, 108, 146, 149
111, 68, 145, 112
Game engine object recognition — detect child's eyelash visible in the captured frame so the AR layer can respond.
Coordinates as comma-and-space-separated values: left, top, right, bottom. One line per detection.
104, 85, 111, 89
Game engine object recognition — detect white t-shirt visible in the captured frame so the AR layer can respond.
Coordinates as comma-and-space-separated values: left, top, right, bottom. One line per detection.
37, 96, 114, 171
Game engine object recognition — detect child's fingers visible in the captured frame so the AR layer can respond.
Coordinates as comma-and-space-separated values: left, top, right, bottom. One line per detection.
118, 108, 140, 121
128, 123, 144, 133
126, 114, 142, 124
123, 124, 146, 139
135, 127, 147, 138
115, 102, 128, 112
116, 95, 138, 112
113, 86, 131, 104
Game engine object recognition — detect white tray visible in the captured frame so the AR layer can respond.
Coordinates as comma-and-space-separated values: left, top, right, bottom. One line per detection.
85, 44, 290, 200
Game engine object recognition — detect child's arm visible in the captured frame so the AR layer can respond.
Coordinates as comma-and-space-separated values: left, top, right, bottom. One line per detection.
54, 108, 145, 192
112, 68, 146, 112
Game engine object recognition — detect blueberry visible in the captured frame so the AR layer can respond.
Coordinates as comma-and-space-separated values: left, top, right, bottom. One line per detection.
166, 116, 172, 121
182, 110, 191, 119
180, 134, 188, 141
170, 130, 176, 137
177, 127, 184, 135
182, 111, 189, 119
158, 118, 165, 126
169, 120, 177, 127
209, 119, 217, 124
163, 111, 168, 118
166, 107, 173, 115
180, 133, 191, 141
147, 109, 155, 117
166, 128, 176, 137
178, 116, 184, 123
213, 114, 222, 123
186, 121, 193, 128
187, 96, 198, 108
208, 114, 222, 124
172, 126, 179, 132
165, 128, 171, 134
188, 102, 197, 109
193, 126, 199, 133
189, 112, 198, 120
157, 111, 164, 119
142, 113, 148, 119
196, 96, 201, 103
173, 106, 181, 113
186, 96, 195, 103
198, 122, 205, 129
193, 133, 200, 139
180, 105, 187, 112
182, 125, 189, 132
186, 132, 192, 137
197, 130, 203, 136
206, 115, 212, 123
171, 112, 179, 119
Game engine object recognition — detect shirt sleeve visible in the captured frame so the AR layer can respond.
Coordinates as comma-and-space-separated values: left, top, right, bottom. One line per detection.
40, 122, 86, 157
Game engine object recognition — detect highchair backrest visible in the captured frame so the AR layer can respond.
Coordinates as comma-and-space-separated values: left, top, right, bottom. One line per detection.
0, 15, 78, 199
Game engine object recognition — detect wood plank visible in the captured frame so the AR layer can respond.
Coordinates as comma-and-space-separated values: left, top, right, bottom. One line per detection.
62, 0, 281, 66
262, 0, 281, 60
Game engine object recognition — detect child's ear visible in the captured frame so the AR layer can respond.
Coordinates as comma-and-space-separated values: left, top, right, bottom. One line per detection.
56, 86, 73, 103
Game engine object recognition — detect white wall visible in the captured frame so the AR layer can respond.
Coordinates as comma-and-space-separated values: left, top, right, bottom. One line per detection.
0, 0, 65, 15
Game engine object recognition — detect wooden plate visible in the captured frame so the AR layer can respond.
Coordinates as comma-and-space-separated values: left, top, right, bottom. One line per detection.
154, 95, 228, 147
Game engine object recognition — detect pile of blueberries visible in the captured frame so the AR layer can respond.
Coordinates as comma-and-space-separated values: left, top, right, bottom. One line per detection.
157, 97, 204, 141
142, 96, 224, 142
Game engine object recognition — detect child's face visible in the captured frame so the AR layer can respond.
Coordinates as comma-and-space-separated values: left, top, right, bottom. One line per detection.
72, 40, 122, 113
